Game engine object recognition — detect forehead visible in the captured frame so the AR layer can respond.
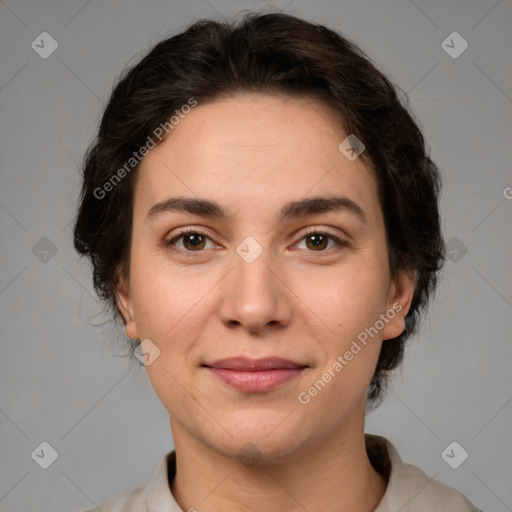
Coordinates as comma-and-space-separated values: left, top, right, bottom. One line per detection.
152, 93, 348, 166
134, 93, 380, 225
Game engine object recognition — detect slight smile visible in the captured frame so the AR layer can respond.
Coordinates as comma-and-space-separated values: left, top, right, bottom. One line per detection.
203, 357, 309, 392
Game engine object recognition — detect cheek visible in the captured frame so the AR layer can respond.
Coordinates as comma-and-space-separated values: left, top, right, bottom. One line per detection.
130, 259, 215, 414
293, 259, 389, 338
129, 250, 219, 352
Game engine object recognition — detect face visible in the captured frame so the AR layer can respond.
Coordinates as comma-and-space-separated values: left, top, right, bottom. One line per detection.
116, 93, 414, 462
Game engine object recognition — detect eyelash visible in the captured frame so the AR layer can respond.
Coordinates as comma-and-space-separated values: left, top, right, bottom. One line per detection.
163, 227, 348, 256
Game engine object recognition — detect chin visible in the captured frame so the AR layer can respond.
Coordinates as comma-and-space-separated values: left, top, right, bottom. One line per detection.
222, 437, 304, 467
210, 414, 310, 464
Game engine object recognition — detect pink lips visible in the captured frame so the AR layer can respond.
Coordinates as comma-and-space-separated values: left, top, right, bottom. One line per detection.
203, 357, 307, 392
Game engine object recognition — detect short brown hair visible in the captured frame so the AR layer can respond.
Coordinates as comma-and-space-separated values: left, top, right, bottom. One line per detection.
73, 12, 445, 406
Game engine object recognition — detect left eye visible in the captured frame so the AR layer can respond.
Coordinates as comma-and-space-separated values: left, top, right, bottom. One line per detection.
295, 231, 343, 251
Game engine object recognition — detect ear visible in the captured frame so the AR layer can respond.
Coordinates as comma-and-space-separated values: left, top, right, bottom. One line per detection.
382, 269, 416, 340
115, 273, 140, 340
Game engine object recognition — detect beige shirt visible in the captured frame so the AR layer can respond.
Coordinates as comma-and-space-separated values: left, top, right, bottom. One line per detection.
83, 434, 481, 511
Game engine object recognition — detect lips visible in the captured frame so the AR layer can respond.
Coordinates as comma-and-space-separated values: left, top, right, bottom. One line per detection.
204, 357, 306, 371
203, 357, 308, 392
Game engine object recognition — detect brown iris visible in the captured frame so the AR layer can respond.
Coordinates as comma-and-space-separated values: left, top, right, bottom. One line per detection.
182, 233, 206, 251
305, 233, 329, 251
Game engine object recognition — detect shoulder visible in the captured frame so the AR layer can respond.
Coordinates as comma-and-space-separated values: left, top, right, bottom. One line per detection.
80, 482, 148, 512
366, 434, 483, 512
77, 450, 177, 511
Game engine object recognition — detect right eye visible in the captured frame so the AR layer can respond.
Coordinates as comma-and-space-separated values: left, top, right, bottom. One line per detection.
164, 229, 217, 253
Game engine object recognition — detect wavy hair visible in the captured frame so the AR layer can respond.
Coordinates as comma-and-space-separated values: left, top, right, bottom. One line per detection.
73, 12, 445, 406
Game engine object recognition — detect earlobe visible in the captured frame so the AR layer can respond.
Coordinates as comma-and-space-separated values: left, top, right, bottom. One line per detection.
115, 276, 139, 340
382, 270, 416, 340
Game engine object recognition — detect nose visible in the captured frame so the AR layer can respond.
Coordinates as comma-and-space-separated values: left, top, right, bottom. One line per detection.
218, 245, 292, 334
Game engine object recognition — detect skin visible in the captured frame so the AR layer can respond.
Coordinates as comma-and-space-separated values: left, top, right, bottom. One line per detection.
116, 93, 415, 512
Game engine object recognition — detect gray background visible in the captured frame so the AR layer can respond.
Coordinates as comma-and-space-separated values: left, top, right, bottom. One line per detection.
0, 0, 511, 510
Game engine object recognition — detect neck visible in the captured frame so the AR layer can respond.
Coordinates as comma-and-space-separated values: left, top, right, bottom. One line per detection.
169, 409, 387, 512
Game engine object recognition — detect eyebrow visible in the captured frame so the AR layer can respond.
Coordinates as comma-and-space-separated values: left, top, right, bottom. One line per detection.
145, 195, 367, 224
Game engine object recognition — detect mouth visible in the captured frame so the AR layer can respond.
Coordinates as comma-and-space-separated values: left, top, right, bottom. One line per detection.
202, 357, 308, 392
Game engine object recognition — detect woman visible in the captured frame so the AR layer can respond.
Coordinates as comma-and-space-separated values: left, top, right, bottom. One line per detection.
74, 12, 481, 512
